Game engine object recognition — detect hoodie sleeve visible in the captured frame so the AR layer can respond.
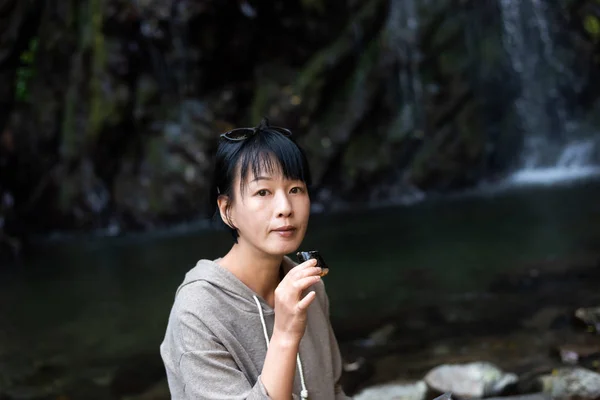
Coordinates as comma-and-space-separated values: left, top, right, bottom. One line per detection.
177, 316, 273, 400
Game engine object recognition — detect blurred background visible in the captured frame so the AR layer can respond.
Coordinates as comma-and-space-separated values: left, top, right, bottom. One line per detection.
1, 0, 600, 399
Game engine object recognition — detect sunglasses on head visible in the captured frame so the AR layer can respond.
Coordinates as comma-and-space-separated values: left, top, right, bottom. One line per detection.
219, 125, 292, 141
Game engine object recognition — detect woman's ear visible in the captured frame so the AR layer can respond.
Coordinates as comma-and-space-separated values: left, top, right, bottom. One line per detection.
217, 195, 235, 229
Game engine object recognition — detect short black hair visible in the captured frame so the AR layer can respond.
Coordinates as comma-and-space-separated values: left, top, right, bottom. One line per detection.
209, 118, 312, 241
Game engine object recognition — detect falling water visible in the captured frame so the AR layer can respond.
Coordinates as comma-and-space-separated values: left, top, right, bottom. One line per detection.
386, 0, 424, 132
499, 0, 600, 184
367, 0, 427, 206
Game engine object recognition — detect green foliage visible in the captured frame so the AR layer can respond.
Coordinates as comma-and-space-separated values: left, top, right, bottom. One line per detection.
15, 37, 38, 102
300, 0, 325, 14
584, 15, 600, 42
88, 0, 107, 140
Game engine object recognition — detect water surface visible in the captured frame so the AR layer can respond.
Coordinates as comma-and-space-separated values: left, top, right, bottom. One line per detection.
1, 178, 599, 389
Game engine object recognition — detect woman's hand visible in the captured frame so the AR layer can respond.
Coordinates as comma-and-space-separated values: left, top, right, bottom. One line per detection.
272, 258, 322, 343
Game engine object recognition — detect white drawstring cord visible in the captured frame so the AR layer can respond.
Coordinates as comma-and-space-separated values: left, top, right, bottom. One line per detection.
296, 354, 309, 399
253, 295, 308, 399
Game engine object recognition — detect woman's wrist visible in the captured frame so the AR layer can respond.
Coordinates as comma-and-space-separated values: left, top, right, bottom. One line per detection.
261, 330, 301, 399
270, 329, 301, 350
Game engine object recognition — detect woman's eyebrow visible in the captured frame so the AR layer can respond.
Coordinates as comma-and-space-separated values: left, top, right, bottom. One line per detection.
250, 176, 273, 182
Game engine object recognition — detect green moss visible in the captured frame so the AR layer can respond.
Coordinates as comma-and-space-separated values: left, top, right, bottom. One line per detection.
294, 0, 383, 99
300, 0, 325, 14
318, 35, 380, 133
343, 133, 389, 180
584, 15, 600, 42
14, 37, 38, 102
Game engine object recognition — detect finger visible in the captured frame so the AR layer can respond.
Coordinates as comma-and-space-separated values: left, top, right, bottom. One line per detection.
297, 291, 317, 311
295, 266, 323, 279
298, 258, 318, 269
288, 258, 318, 277
292, 275, 321, 291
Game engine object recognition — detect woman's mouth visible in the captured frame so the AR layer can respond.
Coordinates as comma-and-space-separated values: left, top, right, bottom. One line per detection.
273, 226, 297, 238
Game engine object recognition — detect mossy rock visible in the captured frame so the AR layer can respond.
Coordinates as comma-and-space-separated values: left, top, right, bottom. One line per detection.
409, 99, 484, 190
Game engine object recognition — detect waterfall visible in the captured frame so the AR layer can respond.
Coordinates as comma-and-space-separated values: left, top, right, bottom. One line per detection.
498, 0, 600, 184
386, 0, 424, 133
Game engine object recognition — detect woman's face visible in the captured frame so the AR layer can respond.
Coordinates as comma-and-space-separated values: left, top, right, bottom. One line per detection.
223, 160, 311, 258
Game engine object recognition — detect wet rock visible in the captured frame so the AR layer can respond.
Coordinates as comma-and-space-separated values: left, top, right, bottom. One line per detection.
555, 343, 600, 366
485, 395, 551, 400
424, 361, 518, 399
575, 307, 600, 334
340, 356, 375, 395
523, 307, 572, 331
353, 380, 428, 400
112, 100, 215, 228
538, 367, 600, 400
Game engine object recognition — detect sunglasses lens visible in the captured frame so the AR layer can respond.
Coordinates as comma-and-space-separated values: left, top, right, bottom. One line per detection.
270, 126, 292, 137
222, 128, 254, 141
220, 126, 292, 141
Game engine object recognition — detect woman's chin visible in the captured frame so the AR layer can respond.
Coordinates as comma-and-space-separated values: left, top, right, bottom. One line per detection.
269, 241, 301, 257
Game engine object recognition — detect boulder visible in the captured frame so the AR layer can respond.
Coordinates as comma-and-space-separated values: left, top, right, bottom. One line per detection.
354, 380, 428, 400
539, 367, 600, 400
424, 361, 518, 399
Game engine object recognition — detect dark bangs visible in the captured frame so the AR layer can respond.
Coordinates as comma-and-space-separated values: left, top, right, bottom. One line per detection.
237, 129, 312, 194
211, 127, 312, 210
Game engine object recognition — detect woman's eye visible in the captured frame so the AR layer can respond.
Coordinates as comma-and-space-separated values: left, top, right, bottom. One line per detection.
257, 189, 269, 196
290, 187, 304, 194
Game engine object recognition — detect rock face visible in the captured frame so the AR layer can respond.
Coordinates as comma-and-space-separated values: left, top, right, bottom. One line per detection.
2, 0, 600, 255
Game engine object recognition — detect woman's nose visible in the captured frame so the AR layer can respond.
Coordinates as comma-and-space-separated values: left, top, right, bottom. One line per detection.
275, 192, 293, 216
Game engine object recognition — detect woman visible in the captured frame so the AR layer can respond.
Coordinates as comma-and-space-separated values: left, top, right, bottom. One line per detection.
160, 118, 350, 399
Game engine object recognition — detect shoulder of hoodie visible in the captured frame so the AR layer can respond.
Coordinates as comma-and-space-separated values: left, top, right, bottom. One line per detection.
171, 259, 239, 306
170, 256, 330, 315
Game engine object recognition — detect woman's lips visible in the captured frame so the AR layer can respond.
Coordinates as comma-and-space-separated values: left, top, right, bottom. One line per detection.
273, 227, 296, 238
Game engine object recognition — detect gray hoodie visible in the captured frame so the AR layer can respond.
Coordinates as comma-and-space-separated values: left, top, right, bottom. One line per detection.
160, 256, 350, 399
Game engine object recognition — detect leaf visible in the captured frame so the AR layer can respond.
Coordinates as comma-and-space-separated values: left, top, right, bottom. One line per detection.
583, 15, 600, 42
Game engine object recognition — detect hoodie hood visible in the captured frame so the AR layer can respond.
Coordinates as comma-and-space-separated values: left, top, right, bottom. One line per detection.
176, 256, 298, 315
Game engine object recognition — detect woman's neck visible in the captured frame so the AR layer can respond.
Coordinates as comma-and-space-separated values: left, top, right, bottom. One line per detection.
218, 242, 283, 307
